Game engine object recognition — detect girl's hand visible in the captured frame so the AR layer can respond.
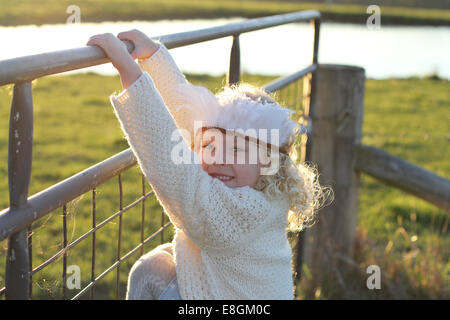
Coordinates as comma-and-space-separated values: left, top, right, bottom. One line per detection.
86, 33, 134, 72
117, 29, 160, 60
86, 33, 142, 89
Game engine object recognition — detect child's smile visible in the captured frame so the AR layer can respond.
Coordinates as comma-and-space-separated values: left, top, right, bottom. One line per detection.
195, 128, 264, 188
208, 172, 235, 182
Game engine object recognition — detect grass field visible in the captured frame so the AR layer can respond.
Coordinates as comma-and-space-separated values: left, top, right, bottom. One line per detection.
1, 0, 450, 27
0, 70, 448, 299
302, 75, 450, 299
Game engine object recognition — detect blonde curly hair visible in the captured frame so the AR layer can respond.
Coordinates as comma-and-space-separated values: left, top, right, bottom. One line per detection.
254, 148, 333, 233
221, 83, 334, 233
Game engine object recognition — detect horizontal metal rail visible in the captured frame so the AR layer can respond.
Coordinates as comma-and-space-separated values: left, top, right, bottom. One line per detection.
263, 64, 317, 93
0, 10, 320, 86
0, 148, 137, 241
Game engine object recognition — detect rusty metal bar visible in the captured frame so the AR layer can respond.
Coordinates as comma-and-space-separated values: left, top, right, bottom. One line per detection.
0, 148, 137, 242
228, 35, 241, 85
312, 19, 320, 65
0, 41, 131, 86
62, 204, 67, 299
71, 221, 172, 300
263, 64, 317, 93
303, 19, 320, 163
307, 18, 320, 139
27, 226, 32, 299
116, 174, 123, 299
5, 229, 30, 300
0, 10, 320, 86
158, 11, 320, 49
5, 81, 33, 300
140, 175, 145, 256
91, 188, 96, 299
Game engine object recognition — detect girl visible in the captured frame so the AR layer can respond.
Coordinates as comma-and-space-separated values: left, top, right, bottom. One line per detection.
86, 29, 330, 300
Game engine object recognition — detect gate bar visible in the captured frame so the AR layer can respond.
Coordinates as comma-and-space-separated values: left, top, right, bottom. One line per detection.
0, 10, 320, 86
5, 81, 33, 299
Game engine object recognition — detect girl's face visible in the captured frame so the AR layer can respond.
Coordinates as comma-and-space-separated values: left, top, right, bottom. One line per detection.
195, 128, 266, 188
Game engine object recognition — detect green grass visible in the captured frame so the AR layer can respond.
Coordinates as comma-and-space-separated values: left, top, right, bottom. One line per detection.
350, 76, 449, 299
0, 71, 449, 299
0, 0, 449, 26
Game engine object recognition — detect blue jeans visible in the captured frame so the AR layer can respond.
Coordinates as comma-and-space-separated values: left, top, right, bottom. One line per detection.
157, 275, 182, 300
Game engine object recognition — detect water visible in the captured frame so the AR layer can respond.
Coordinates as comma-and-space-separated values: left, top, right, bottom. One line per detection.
1, 18, 449, 79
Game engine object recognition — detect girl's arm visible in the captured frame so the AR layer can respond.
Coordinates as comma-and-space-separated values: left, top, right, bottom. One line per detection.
86, 33, 278, 251
116, 30, 203, 146
117, 30, 188, 113
86, 33, 143, 89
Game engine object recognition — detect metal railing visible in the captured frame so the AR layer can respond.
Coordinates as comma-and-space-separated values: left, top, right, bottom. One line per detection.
0, 10, 321, 299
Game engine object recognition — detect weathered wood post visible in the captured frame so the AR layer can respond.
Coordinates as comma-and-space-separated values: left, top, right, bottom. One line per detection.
301, 64, 365, 296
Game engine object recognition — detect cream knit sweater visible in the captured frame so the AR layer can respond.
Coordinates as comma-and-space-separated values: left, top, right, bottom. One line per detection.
109, 44, 294, 300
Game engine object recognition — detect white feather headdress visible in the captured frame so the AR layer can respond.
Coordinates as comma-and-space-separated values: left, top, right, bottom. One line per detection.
173, 83, 301, 152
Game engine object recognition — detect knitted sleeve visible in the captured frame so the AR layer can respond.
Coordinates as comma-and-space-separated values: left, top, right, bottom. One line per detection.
109, 72, 273, 250
137, 43, 187, 103
136, 44, 194, 141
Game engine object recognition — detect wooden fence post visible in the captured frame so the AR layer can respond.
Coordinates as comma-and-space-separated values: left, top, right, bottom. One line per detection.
301, 64, 365, 296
